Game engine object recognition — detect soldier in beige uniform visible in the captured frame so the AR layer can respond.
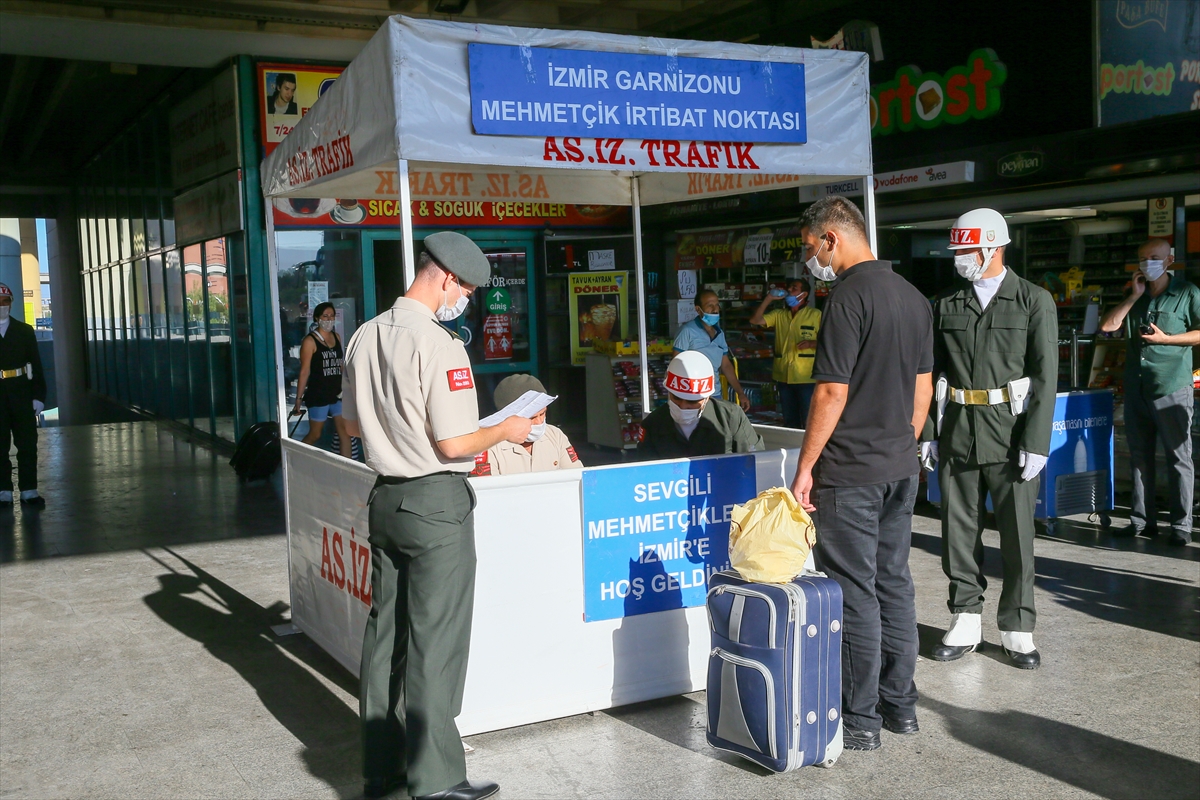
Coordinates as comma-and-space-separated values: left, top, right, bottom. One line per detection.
476, 374, 583, 475
342, 232, 531, 800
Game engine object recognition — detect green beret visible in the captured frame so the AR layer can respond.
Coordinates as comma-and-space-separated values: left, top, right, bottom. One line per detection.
493, 373, 548, 410
423, 231, 491, 287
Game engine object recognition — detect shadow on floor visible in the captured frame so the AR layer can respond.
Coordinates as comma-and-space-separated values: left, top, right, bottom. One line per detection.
603, 695, 773, 775
923, 697, 1200, 800
141, 548, 361, 795
911, 532, 1200, 642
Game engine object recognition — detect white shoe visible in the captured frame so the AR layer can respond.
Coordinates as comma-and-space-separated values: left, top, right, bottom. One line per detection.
1000, 631, 1036, 654
942, 612, 982, 646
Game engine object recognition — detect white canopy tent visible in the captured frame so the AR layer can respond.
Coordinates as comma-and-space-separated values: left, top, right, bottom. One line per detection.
261, 15, 875, 421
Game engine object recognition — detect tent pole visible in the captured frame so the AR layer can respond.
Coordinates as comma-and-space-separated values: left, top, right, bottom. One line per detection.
863, 174, 878, 255
631, 176, 651, 421
398, 159, 416, 290
264, 200, 295, 625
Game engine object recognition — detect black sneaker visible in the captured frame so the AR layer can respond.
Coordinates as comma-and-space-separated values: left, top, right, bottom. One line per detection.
843, 728, 882, 751
1168, 532, 1191, 547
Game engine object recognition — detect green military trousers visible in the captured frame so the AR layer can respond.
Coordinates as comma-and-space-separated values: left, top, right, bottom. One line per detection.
940, 458, 1038, 633
361, 472, 477, 797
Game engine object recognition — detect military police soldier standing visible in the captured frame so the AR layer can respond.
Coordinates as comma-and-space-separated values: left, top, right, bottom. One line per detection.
0, 283, 47, 508
341, 233, 531, 800
922, 209, 1058, 669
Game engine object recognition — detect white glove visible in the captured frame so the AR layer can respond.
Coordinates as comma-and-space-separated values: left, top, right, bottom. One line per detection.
920, 441, 939, 472
1018, 450, 1047, 482
32, 400, 44, 414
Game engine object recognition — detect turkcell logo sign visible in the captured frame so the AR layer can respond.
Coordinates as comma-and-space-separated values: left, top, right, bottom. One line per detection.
581, 455, 756, 622
468, 44, 807, 144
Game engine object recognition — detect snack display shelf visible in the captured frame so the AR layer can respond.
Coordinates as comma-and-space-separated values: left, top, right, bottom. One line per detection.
584, 353, 668, 450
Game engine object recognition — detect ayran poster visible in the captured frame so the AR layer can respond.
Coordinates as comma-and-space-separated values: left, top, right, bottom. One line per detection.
569, 272, 628, 366
258, 62, 346, 156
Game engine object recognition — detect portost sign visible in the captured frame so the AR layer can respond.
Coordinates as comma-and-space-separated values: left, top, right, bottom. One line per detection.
468, 43, 808, 144
870, 48, 1007, 137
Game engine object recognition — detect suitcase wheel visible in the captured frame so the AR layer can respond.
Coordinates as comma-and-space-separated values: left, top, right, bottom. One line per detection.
817, 757, 838, 769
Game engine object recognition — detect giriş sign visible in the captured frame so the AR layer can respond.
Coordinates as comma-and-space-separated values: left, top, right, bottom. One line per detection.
869, 49, 1007, 137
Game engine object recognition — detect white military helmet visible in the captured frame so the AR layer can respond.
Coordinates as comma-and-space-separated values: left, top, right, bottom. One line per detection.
664, 351, 715, 401
948, 208, 1010, 250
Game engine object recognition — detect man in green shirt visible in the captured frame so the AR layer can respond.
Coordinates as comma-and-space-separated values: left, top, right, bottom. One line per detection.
639, 351, 763, 460
1099, 238, 1200, 546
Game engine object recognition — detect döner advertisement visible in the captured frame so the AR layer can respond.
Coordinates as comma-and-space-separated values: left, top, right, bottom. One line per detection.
581, 455, 756, 622
469, 44, 807, 144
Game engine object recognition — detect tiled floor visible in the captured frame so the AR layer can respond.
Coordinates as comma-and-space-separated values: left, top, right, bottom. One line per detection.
1, 423, 1196, 799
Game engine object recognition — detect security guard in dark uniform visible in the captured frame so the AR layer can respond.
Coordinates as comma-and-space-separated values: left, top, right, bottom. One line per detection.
920, 209, 1057, 669
341, 233, 531, 800
640, 350, 763, 459
0, 282, 47, 508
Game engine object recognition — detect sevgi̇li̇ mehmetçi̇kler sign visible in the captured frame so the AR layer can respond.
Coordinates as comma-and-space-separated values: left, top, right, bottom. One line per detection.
468, 44, 807, 144
581, 455, 756, 622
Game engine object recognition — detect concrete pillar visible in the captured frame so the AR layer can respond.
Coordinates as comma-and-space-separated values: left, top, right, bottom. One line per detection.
0, 218, 22, 315
47, 207, 87, 425
19, 218, 41, 324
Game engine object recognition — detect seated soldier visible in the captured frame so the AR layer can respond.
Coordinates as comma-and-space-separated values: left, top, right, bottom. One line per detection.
474, 374, 583, 475
640, 351, 763, 459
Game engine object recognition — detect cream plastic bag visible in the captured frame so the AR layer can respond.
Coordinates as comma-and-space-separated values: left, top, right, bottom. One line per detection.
728, 487, 817, 584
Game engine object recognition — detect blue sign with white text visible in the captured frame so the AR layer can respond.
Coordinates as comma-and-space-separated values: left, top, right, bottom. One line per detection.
469, 44, 807, 145
581, 455, 757, 622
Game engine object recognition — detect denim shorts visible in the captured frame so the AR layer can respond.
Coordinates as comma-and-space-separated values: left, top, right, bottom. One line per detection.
307, 400, 342, 422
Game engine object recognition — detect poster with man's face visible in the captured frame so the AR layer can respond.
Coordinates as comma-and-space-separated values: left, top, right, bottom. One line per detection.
257, 63, 346, 156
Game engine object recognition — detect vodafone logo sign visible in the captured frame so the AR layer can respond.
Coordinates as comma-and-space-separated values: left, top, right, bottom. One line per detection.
664, 371, 714, 397
949, 227, 980, 246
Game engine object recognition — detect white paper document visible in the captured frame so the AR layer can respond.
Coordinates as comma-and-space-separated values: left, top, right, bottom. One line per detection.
478, 390, 557, 428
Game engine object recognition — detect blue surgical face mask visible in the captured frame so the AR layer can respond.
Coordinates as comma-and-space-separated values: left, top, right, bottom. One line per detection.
784, 294, 800, 308
701, 312, 721, 327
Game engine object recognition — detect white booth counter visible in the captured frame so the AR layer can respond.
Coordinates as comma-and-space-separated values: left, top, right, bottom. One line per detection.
283, 435, 802, 736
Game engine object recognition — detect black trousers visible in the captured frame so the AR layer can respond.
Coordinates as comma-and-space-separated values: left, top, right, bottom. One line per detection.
0, 383, 37, 492
812, 475, 920, 733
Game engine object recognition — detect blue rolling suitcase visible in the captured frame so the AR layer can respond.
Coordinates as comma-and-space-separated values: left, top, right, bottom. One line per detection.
705, 570, 843, 772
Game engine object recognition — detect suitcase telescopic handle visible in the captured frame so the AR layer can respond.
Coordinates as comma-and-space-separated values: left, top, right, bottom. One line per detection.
288, 409, 307, 438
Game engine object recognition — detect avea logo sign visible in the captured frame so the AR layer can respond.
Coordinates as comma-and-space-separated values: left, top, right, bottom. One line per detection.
869, 48, 1007, 137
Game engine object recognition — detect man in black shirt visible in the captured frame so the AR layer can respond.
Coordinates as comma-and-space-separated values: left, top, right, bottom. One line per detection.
789, 197, 934, 752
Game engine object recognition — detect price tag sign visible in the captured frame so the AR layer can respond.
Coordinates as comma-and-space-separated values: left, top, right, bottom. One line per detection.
677, 269, 698, 300
588, 249, 616, 271
744, 233, 774, 266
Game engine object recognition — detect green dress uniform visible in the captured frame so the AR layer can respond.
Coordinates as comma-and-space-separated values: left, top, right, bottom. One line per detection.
341, 294, 484, 798
922, 270, 1058, 633
0, 316, 47, 495
639, 397, 763, 459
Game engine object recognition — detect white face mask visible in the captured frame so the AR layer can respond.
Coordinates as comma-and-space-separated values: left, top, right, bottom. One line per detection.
668, 399, 704, 427
954, 248, 996, 282
435, 281, 470, 322
1140, 259, 1166, 281
525, 423, 547, 443
805, 238, 838, 283
0, 306, 9, 322
318, 319, 335, 332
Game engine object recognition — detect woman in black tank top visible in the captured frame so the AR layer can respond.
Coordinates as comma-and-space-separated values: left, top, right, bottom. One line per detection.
292, 302, 351, 458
